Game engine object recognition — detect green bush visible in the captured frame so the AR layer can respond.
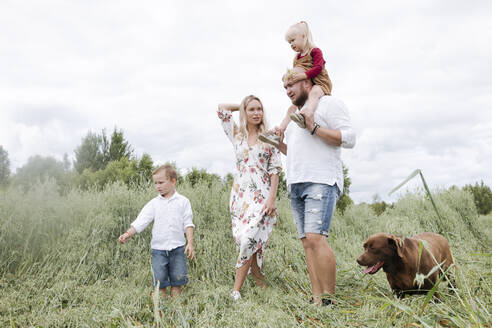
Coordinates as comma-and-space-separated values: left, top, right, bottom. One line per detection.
463, 181, 492, 215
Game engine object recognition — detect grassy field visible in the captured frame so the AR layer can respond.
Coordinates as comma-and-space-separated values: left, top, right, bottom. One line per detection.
0, 180, 490, 327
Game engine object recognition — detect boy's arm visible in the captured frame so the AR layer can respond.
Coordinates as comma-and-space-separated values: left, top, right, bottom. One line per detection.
118, 200, 154, 244
182, 199, 195, 259
184, 226, 194, 259
118, 226, 136, 244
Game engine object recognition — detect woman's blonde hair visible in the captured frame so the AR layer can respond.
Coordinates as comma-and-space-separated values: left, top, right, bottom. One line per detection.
285, 21, 316, 52
238, 95, 268, 138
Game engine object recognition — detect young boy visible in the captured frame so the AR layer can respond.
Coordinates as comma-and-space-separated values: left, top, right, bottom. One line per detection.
118, 164, 195, 298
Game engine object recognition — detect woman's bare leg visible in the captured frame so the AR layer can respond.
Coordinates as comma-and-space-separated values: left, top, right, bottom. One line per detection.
233, 256, 253, 292
250, 252, 267, 288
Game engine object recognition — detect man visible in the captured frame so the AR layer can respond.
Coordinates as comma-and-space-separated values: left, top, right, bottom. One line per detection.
276, 66, 356, 305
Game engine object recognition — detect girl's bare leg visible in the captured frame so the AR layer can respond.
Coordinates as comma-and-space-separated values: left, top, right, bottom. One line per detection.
278, 105, 298, 133
301, 85, 324, 117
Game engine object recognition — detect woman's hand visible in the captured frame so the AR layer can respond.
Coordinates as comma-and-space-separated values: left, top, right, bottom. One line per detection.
261, 197, 277, 217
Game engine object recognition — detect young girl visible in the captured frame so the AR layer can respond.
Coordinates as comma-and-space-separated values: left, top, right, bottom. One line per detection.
259, 21, 332, 146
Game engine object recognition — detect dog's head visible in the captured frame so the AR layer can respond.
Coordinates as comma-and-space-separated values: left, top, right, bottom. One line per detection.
356, 233, 404, 274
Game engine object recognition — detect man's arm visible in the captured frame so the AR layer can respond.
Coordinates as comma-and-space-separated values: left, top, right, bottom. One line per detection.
277, 140, 287, 155
303, 100, 355, 148
273, 127, 287, 155
312, 125, 342, 146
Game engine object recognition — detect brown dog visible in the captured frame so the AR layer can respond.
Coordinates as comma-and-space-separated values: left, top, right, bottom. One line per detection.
357, 232, 454, 297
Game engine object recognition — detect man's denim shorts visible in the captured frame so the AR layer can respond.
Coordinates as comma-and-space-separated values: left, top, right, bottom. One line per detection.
290, 182, 340, 239
151, 246, 189, 288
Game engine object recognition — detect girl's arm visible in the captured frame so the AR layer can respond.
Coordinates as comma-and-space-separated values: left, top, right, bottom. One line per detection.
304, 48, 325, 79
289, 48, 326, 82
218, 103, 240, 112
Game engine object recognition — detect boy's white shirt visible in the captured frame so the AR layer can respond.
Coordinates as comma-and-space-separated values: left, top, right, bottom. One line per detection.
131, 191, 194, 251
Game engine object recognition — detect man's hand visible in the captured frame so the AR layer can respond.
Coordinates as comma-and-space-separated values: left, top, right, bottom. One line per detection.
273, 126, 285, 141
184, 243, 195, 260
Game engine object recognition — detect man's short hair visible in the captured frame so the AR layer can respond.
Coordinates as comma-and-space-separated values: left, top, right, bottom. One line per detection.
153, 164, 178, 181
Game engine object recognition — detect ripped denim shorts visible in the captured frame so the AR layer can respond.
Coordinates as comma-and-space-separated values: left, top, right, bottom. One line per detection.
289, 182, 340, 239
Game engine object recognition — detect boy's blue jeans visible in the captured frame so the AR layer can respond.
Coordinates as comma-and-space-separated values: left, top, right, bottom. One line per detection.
151, 245, 189, 288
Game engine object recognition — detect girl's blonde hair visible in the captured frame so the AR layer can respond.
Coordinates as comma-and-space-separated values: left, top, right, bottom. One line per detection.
238, 95, 268, 138
285, 21, 316, 52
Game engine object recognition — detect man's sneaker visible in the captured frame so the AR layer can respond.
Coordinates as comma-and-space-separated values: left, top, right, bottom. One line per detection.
259, 132, 280, 147
290, 112, 306, 129
230, 290, 241, 301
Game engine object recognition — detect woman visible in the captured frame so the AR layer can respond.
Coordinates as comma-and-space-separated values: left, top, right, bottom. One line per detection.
217, 95, 282, 301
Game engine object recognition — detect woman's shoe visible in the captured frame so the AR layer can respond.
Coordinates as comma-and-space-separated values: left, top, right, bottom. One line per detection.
230, 290, 241, 301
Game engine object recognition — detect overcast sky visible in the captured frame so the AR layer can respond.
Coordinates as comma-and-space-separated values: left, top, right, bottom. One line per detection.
1, 0, 491, 203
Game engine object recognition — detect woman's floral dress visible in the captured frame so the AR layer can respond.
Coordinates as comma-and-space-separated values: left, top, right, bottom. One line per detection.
218, 109, 282, 269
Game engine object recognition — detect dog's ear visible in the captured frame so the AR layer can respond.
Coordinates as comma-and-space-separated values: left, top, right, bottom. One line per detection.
388, 234, 404, 258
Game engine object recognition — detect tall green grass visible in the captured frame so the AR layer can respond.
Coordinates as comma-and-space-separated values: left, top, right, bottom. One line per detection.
0, 180, 490, 327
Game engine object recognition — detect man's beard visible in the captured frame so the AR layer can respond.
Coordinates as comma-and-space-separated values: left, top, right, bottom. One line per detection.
293, 89, 309, 107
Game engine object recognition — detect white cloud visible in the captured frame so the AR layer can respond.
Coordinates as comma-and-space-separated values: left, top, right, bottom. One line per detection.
1, 0, 491, 203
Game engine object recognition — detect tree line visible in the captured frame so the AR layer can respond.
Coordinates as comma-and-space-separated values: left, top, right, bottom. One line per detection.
0, 128, 270, 193
1, 129, 490, 215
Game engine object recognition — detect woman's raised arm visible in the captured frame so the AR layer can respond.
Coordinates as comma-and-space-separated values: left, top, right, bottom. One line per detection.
218, 103, 240, 112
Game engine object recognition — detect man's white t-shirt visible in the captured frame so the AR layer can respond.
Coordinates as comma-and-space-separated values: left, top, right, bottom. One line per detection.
284, 95, 356, 192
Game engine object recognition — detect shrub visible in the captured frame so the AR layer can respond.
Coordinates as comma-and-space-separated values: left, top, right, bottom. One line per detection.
463, 181, 492, 215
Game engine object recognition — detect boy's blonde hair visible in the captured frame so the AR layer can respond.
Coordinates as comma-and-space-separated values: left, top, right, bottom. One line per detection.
285, 21, 316, 52
238, 95, 269, 138
153, 164, 178, 181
